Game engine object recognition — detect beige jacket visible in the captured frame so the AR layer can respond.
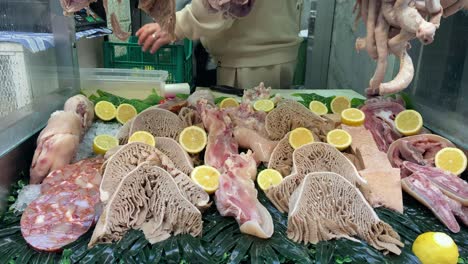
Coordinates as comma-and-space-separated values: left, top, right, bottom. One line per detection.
175, 0, 303, 68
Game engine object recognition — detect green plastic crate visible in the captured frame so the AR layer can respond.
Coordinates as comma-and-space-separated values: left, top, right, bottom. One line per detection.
104, 36, 193, 84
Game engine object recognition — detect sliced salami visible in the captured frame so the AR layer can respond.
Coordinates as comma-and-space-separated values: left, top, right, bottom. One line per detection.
20, 190, 96, 251
41, 158, 103, 194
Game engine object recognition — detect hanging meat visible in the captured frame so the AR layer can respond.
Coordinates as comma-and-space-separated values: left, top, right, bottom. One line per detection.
354, 0, 467, 96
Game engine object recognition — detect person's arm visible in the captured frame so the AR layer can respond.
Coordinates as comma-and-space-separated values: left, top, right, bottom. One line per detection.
137, 0, 235, 54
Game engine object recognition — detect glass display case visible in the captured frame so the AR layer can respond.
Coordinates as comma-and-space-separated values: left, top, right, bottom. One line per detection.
305, 1, 467, 148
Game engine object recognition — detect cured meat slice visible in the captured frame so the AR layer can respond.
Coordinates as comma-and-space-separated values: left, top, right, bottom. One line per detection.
265, 100, 331, 141
401, 172, 460, 233
88, 163, 202, 247
402, 161, 468, 206
21, 190, 96, 251
268, 132, 294, 176
129, 108, 184, 140
360, 97, 405, 152
41, 158, 104, 195
388, 134, 455, 168
288, 172, 403, 255
267, 143, 367, 213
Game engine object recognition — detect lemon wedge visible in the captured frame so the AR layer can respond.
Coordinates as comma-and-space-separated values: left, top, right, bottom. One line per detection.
191, 165, 220, 194
95, 101, 117, 121
395, 110, 423, 136
327, 129, 352, 151
179, 126, 208, 154
435, 147, 467, 175
93, 135, 119, 155
289, 127, 315, 150
116, 103, 137, 124
412, 232, 459, 264
253, 99, 275, 113
330, 96, 351, 114
257, 169, 283, 191
309, 100, 328, 115
341, 108, 365, 126
219, 98, 239, 109
128, 131, 156, 147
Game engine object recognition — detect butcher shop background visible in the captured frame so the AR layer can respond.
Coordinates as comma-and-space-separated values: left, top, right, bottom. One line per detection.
305, 0, 468, 149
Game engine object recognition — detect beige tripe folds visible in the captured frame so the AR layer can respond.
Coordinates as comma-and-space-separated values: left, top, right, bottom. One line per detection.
266, 143, 403, 255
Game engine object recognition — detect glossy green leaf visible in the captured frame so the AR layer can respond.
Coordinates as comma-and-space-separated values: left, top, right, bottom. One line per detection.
163, 237, 180, 264
249, 242, 262, 264
262, 245, 280, 264
147, 243, 163, 263
0, 226, 20, 239
203, 220, 236, 242
183, 235, 213, 263
128, 236, 149, 256
228, 237, 253, 264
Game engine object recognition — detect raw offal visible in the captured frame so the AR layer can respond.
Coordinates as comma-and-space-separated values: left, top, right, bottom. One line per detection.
233, 126, 278, 163
360, 97, 405, 152
266, 143, 367, 213
206, 0, 256, 18
198, 100, 274, 238
353, 0, 463, 95
59, 0, 96, 15
155, 137, 194, 175
187, 90, 215, 107
359, 168, 403, 213
265, 100, 332, 141
401, 172, 461, 233
288, 172, 403, 255
30, 111, 82, 184
387, 134, 455, 168
158, 98, 189, 114
178, 107, 203, 128
63, 95, 95, 132
268, 132, 294, 176
402, 161, 468, 206
21, 190, 96, 251
129, 108, 185, 141
138, 0, 176, 40
242, 82, 272, 104
224, 103, 268, 137
89, 163, 202, 247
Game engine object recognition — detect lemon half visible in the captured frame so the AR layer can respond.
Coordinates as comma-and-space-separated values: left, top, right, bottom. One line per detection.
128, 131, 156, 147
309, 101, 328, 115
95, 101, 117, 121
330, 96, 351, 114
253, 99, 275, 113
341, 108, 365, 126
257, 169, 283, 191
289, 127, 315, 150
395, 110, 423, 136
179, 126, 208, 154
219, 98, 239, 109
435, 147, 467, 176
93, 135, 119, 155
191, 165, 220, 194
327, 129, 352, 151
116, 103, 137, 124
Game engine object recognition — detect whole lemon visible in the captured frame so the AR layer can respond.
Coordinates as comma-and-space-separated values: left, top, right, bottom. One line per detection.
412, 232, 459, 264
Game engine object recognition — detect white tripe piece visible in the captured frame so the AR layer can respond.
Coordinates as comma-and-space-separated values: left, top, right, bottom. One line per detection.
11, 184, 42, 212
74, 122, 122, 162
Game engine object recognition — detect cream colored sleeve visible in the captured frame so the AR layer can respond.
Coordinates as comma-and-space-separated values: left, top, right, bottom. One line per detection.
175, 0, 235, 40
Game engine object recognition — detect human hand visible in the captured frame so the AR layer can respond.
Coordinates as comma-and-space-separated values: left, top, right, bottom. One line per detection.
136, 23, 173, 54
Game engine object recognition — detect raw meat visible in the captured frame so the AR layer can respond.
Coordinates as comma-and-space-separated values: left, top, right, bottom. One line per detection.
158, 98, 189, 114
233, 126, 278, 163
138, 0, 176, 39
387, 134, 455, 168
129, 108, 185, 140
401, 172, 460, 233
206, 0, 256, 18
60, 0, 96, 15
288, 172, 403, 255
30, 111, 83, 184
224, 103, 268, 137
63, 95, 94, 132
360, 97, 405, 152
402, 161, 468, 206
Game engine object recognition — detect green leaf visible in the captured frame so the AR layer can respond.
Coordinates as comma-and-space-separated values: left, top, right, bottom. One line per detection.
350, 98, 365, 108
249, 242, 261, 264
163, 237, 181, 264
176, 94, 190, 100
147, 243, 163, 263
214, 96, 229, 105
228, 237, 253, 264
7, 196, 15, 202
128, 236, 149, 256
459, 257, 466, 264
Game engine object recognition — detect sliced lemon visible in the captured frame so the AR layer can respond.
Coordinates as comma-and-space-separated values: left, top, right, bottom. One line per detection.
93, 135, 119, 155
128, 131, 156, 147
94, 101, 117, 121
191, 165, 220, 194
116, 103, 137, 124
412, 232, 459, 264
253, 99, 275, 113
330, 96, 351, 114
435, 147, 467, 175
327, 129, 352, 151
219, 98, 239, 109
179, 126, 208, 154
341, 108, 365, 126
395, 110, 423, 136
257, 169, 283, 191
309, 101, 328, 115
289, 127, 315, 150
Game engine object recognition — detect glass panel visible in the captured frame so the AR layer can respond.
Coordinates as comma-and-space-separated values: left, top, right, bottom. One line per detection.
406, 10, 468, 149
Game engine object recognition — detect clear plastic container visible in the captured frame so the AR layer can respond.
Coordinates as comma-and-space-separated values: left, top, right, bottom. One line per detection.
80, 68, 168, 99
